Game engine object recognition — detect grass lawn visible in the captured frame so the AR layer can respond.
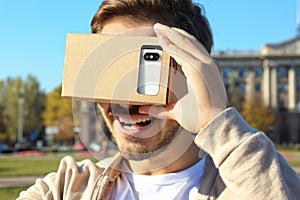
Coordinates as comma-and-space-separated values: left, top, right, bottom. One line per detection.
276, 146, 300, 171
0, 152, 100, 177
0, 187, 27, 200
0, 152, 100, 199
0, 156, 61, 177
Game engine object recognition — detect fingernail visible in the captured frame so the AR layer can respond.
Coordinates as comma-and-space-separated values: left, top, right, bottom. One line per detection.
159, 35, 172, 45
154, 23, 169, 30
139, 106, 149, 114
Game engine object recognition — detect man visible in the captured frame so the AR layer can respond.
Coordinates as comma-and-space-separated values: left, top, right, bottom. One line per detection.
18, 0, 300, 199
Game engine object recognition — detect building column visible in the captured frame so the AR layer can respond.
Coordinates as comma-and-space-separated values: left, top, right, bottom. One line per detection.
245, 70, 255, 102
270, 66, 278, 108
79, 102, 97, 147
288, 66, 296, 110
262, 59, 271, 106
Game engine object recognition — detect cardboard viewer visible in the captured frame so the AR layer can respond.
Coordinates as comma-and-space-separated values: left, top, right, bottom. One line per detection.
61, 34, 187, 105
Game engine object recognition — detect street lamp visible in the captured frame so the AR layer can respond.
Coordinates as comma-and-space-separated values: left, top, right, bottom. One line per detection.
18, 87, 24, 144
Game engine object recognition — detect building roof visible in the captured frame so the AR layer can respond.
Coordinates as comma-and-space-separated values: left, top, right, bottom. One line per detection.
261, 35, 300, 56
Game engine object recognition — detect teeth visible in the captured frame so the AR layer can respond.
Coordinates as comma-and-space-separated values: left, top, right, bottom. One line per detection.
119, 115, 151, 124
124, 125, 136, 130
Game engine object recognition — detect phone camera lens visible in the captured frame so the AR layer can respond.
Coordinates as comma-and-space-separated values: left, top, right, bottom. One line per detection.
144, 53, 160, 61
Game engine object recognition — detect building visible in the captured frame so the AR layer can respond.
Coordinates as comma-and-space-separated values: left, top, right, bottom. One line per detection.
212, 34, 300, 144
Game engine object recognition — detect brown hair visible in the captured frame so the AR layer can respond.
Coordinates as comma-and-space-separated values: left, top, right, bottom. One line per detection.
91, 0, 213, 53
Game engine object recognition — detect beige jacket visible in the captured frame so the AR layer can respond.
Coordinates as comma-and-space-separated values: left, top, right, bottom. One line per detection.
17, 108, 300, 200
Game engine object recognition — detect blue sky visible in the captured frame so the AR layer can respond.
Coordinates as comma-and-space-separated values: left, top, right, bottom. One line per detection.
0, 0, 297, 93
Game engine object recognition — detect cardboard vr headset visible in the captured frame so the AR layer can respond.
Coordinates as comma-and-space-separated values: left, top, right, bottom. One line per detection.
62, 34, 188, 105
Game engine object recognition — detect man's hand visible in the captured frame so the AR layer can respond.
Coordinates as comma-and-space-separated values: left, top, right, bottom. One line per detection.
139, 23, 227, 133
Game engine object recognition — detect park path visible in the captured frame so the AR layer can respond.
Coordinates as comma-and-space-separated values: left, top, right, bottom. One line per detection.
0, 176, 42, 187
0, 167, 300, 188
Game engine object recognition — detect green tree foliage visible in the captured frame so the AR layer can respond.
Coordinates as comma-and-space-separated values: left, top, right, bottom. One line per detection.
24, 76, 45, 131
241, 99, 277, 135
42, 85, 74, 140
0, 80, 8, 136
0, 76, 45, 142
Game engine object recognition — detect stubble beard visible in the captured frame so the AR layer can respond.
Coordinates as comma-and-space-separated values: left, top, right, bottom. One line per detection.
113, 119, 181, 161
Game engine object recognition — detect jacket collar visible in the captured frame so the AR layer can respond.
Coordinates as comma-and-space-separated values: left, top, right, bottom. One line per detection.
92, 151, 223, 199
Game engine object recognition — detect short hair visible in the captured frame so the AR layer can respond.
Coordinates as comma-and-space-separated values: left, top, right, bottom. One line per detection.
91, 0, 213, 53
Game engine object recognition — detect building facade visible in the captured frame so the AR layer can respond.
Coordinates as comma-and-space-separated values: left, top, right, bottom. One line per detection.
213, 35, 300, 144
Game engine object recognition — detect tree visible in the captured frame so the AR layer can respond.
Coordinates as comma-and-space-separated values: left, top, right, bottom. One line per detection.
241, 99, 277, 135
4, 77, 20, 141
23, 75, 46, 138
0, 80, 6, 134
0, 75, 45, 142
42, 85, 74, 141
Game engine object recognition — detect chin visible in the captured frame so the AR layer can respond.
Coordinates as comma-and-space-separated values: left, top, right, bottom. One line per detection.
98, 103, 181, 160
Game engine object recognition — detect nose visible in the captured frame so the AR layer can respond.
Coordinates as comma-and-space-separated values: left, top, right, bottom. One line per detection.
118, 103, 131, 109
116, 104, 141, 115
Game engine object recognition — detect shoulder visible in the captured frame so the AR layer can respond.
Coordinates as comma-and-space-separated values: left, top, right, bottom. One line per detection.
57, 155, 105, 174
17, 155, 110, 200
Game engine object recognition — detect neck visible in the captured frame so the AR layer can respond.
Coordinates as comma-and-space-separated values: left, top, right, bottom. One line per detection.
127, 129, 201, 175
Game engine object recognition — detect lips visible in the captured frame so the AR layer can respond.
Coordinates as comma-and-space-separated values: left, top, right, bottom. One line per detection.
107, 104, 158, 136
119, 114, 151, 127
113, 113, 153, 135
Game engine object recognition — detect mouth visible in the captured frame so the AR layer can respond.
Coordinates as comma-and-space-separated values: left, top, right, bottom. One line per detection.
113, 113, 155, 136
108, 105, 156, 136
118, 114, 152, 129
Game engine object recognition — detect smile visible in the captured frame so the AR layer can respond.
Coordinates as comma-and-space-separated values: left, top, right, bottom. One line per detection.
113, 113, 155, 136
106, 104, 160, 137
119, 114, 151, 128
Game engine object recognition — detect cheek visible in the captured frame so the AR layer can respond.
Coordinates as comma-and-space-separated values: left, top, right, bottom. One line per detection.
97, 103, 114, 128
98, 103, 115, 137
98, 103, 110, 113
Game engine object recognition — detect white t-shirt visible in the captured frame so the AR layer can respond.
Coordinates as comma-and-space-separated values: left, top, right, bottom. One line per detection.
111, 156, 206, 200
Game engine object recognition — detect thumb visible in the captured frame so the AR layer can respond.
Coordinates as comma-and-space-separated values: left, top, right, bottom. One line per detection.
139, 105, 174, 120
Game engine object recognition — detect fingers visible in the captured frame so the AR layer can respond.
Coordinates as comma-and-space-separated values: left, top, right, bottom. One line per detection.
152, 23, 228, 131
154, 23, 218, 85
139, 105, 175, 120
154, 23, 211, 64
156, 30, 203, 88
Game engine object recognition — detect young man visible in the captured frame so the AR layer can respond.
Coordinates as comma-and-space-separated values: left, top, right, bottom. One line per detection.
18, 0, 300, 199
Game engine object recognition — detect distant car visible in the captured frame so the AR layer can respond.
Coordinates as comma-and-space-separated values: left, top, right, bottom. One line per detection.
89, 142, 101, 152
0, 143, 8, 152
73, 142, 86, 151
0, 143, 13, 153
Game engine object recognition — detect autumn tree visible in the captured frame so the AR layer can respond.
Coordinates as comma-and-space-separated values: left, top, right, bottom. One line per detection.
241, 98, 277, 135
43, 85, 74, 141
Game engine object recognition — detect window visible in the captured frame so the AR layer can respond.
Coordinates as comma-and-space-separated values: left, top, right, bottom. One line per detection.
240, 82, 246, 92
296, 68, 300, 76
223, 68, 231, 78
239, 68, 246, 77
279, 83, 286, 92
278, 67, 287, 77
297, 82, 300, 91
255, 82, 261, 91
255, 67, 263, 77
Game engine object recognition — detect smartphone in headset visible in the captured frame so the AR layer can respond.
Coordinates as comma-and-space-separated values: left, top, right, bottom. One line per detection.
137, 45, 163, 95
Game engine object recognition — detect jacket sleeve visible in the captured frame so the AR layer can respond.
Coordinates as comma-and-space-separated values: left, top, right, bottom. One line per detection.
194, 107, 300, 200
17, 156, 104, 200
